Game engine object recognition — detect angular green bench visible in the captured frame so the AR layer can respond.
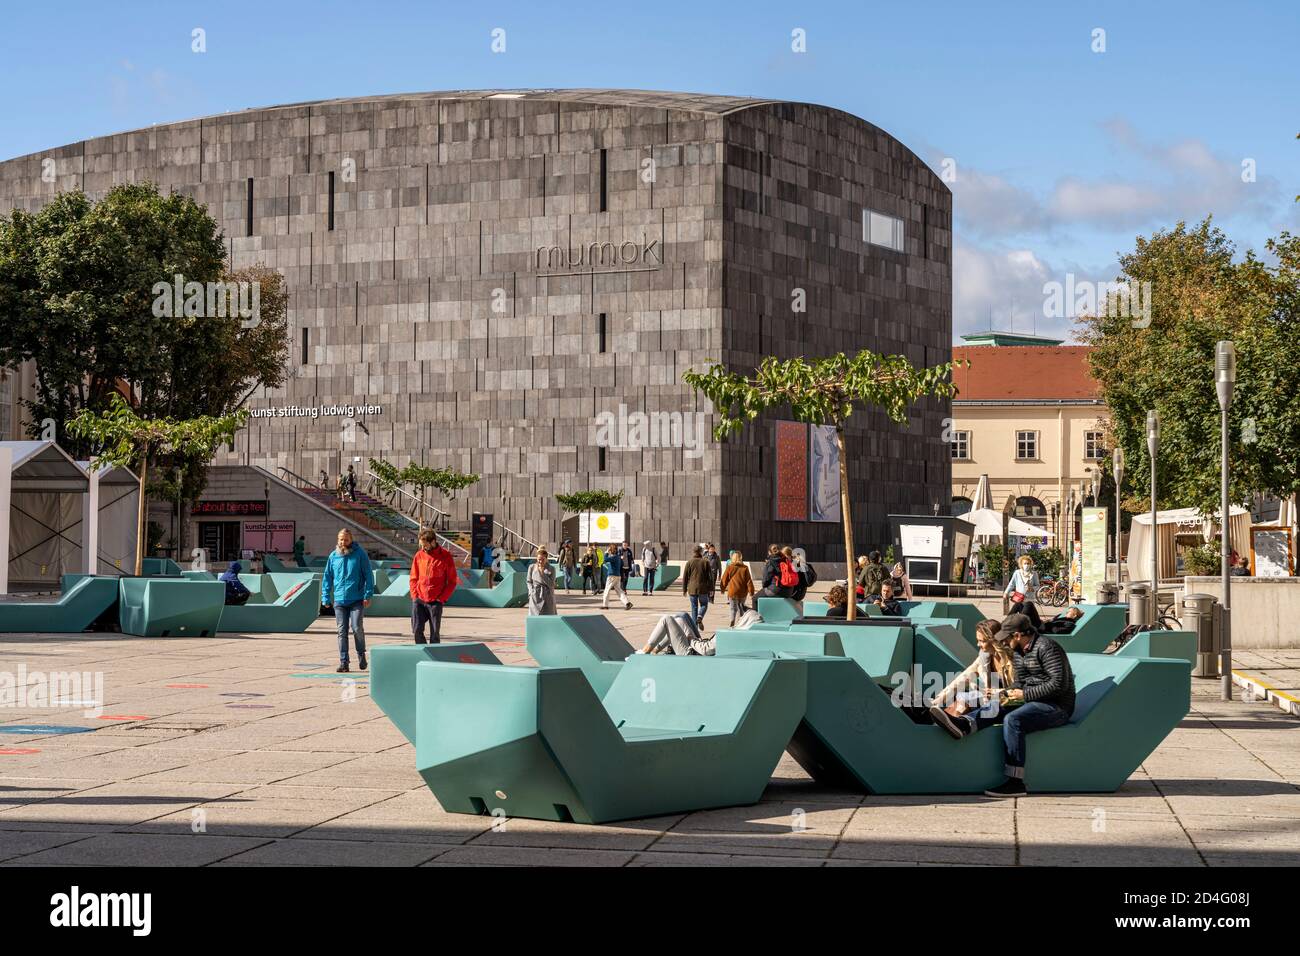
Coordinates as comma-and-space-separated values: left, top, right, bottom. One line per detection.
367, 575, 413, 616
525, 614, 634, 697
370, 644, 805, 823
755, 597, 802, 624
118, 578, 225, 637
445, 561, 528, 609
803, 600, 881, 618
900, 601, 986, 642
1112, 629, 1196, 666
0, 576, 121, 633
1047, 604, 1131, 653
370, 642, 504, 743
140, 557, 184, 577
626, 565, 680, 592
217, 576, 322, 633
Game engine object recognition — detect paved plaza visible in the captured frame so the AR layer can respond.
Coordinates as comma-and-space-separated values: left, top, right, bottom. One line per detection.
1, 591, 1297, 867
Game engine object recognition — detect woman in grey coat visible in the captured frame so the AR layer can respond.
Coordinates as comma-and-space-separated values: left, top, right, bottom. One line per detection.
527, 547, 558, 616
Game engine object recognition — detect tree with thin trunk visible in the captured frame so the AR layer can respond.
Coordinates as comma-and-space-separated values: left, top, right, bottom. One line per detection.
68, 393, 247, 575
555, 490, 625, 550
684, 351, 961, 620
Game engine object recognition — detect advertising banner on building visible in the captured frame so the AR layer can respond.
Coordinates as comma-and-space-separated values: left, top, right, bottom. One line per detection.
1080, 507, 1108, 601
242, 520, 295, 553
774, 420, 809, 522
809, 424, 841, 523
577, 512, 628, 545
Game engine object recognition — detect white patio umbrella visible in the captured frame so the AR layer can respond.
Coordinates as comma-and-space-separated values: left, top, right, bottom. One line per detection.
972, 474, 993, 511
963, 507, 1055, 540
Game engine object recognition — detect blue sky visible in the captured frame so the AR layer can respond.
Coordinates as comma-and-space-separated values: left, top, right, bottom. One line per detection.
1, 0, 1295, 341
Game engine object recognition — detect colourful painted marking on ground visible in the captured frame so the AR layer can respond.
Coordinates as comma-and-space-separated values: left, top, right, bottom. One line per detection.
0, 748, 40, 755
219, 692, 265, 698
0, 725, 97, 735
226, 704, 274, 709
166, 684, 209, 689
97, 715, 150, 721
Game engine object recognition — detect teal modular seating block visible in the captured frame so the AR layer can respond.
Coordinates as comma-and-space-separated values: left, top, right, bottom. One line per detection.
217, 576, 322, 633
756, 597, 802, 624
1112, 629, 1196, 666
1051, 604, 1131, 653
370, 642, 504, 743
777, 648, 1189, 794
181, 570, 216, 581
802, 601, 882, 618
900, 601, 986, 642
367, 575, 413, 616
118, 578, 225, 637
0, 576, 120, 633
370, 645, 806, 823
625, 565, 680, 591
525, 614, 634, 697
444, 561, 528, 609
717, 623, 913, 683
458, 568, 487, 588
140, 557, 184, 577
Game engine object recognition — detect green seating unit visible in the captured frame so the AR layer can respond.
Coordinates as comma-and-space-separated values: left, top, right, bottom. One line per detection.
802, 600, 881, 618
900, 601, 986, 642
625, 565, 680, 591
140, 557, 184, 577
367, 575, 413, 616
371, 644, 805, 823
0, 576, 120, 633
1111, 629, 1196, 666
1050, 604, 1131, 653
755, 597, 802, 624
217, 576, 322, 633
444, 561, 528, 609
118, 578, 225, 637
525, 614, 634, 697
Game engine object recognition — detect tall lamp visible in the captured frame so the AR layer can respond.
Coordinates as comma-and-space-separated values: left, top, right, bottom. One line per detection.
1147, 410, 1160, 624
1216, 341, 1236, 700
1112, 447, 1124, 583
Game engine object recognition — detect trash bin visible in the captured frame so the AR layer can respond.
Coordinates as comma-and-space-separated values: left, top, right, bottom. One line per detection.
1126, 581, 1153, 626
1183, 593, 1221, 678
1096, 581, 1119, 605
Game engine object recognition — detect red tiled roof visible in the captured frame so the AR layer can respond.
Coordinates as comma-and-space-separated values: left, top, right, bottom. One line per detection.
952, 346, 1100, 401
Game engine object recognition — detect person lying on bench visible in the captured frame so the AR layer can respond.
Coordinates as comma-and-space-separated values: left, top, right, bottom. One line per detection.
928, 612, 1076, 797
872, 582, 902, 616
639, 612, 714, 656
219, 561, 252, 606
1039, 606, 1083, 635
929, 619, 1015, 721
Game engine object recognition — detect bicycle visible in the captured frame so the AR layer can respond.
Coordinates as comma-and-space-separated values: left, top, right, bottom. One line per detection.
1035, 575, 1069, 607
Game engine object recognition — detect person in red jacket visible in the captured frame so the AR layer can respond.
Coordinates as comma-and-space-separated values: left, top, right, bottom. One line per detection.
409, 528, 458, 644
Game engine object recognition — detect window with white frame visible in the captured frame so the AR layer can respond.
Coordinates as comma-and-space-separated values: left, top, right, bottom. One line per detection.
863, 209, 905, 252
950, 430, 970, 460
1085, 430, 1106, 461
1016, 430, 1039, 461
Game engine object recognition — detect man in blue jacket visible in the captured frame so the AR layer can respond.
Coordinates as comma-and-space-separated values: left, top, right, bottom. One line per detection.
322, 529, 374, 673
219, 561, 251, 606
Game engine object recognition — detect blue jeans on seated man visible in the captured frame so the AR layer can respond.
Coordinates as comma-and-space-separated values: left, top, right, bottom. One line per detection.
968, 700, 1070, 778
689, 593, 710, 627
334, 600, 367, 665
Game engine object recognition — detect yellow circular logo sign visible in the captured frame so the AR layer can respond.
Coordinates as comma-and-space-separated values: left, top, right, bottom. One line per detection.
596, 515, 610, 530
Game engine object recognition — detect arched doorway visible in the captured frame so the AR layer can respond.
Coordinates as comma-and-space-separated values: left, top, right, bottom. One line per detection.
951, 496, 973, 516
1014, 495, 1048, 533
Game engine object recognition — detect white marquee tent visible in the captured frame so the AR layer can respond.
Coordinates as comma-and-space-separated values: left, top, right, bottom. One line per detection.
1126, 505, 1251, 584
0, 441, 88, 593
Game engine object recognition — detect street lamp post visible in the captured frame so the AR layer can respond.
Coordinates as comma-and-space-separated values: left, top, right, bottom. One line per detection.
263, 478, 271, 567
1147, 410, 1160, 625
1217, 341, 1236, 701
1112, 447, 1124, 583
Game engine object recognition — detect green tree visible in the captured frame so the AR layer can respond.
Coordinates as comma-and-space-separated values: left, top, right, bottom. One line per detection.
1078, 219, 1300, 519
684, 350, 960, 620
0, 183, 289, 499
555, 490, 625, 549
428, 467, 480, 501
68, 393, 247, 575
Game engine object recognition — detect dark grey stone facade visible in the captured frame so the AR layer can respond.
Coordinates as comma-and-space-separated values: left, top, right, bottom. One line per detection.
0, 89, 951, 559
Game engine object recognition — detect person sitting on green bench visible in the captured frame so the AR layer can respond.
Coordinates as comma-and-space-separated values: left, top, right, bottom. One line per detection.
872, 581, 902, 616
1039, 606, 1083, 635
219, 561, 252, 606
929, 612, 1076, 797
824, 583, 851, 618
929, 619, 1015, 721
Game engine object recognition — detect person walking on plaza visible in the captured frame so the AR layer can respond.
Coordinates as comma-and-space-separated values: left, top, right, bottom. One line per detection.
595, 545, 607, 589
719, 550, 755, 626
601, 546, 633, 610
618, 541, 634, 590
322, 529, 374, 673
659, 541, 669, 566
345, 465, 358, 502
409, 528, 457, 644
318, 469, 329, 490
1003, 555, 1039, 616
580, 544, 598, 594
758, 544, 784, 597
335, 470, 346, 501
929, 613, 1076, 797
528, 547, 558, 615
557, 539, 577, 592
640, 540, 659, 595
890, 561, 913, 600
293, 535, 307, 568
858, 551, 887, 602
682, 545, 714, 627
705, 543, 723, 593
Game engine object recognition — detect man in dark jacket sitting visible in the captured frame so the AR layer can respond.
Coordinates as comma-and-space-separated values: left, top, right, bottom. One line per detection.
219, 561, 252, 606
929, 612, 1075, 797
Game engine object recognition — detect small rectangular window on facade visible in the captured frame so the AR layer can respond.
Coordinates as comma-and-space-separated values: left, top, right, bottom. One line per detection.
863, 209, 905, 252
1085, 430, 1106, 460
301, 327, 309, 365
246, 178, 254, 237
598, 313, 607, 353
1016, 430, 1039, 461
327, 171, 335, 231
598, 446, 607, 472
599, 148, 608, 212
951, 430, 970, 461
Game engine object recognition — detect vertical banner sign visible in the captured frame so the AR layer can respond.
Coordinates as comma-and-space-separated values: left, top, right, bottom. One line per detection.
471, 514, 494, 564
809, 424, 841, 523
1070, 541, 1084, 600
1080, 507, 1108, 601
774, 421, 809, 521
